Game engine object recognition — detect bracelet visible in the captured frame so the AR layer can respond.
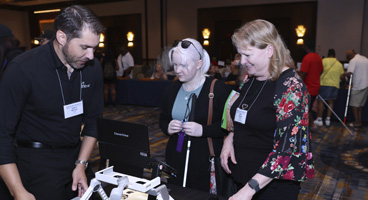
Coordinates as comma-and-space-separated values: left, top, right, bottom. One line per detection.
75, 160, 88, 169
247, 179, 260, 192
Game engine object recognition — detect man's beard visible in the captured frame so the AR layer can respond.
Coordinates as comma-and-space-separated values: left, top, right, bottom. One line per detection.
62, 43, 87, 70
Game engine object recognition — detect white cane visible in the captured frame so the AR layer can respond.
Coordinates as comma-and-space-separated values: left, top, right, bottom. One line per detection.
183, 94, 197, 187
318, 94, 353, 135
183, 137, 191, 187
344, 74, 353, 124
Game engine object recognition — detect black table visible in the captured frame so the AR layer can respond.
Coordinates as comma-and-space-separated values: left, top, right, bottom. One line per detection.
166, 183, 226, 200
115, 79, 236, 107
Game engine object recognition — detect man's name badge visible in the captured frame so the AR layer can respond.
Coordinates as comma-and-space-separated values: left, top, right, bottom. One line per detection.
64, 100, 84, 119
234, 107, 247, 124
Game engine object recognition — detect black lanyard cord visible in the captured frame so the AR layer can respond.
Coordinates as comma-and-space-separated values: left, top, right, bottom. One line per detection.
55, 69, 82, 105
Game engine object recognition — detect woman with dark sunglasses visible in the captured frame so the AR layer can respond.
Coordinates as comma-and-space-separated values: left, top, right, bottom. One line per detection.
159, 38, 231, 194
220, 19, 314, 200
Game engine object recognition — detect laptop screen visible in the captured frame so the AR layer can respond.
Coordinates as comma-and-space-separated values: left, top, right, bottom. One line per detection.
97, 118, 150, 176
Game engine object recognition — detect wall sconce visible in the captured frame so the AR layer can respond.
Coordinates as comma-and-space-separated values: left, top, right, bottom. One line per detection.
127, 31, 134, 47
296, 38, 304, 45
295, 25, 306, 45
202, 28, 210, 46
295, 25, 306, 37
99, 33, 105, 48
100, 33, 105, 42
202, 28, 210, 39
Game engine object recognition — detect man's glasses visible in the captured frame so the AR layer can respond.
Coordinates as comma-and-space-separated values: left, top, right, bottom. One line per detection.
173, 40, 202, 60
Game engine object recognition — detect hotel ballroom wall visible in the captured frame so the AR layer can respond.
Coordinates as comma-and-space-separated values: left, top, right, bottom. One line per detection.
0, 0, 367, 62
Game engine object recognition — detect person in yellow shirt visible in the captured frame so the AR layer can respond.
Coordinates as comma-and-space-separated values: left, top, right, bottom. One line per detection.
314, 49, 344, 126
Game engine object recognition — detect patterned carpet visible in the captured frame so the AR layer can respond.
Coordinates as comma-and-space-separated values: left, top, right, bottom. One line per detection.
91, 105, 368, 200
299, 122, 368, 200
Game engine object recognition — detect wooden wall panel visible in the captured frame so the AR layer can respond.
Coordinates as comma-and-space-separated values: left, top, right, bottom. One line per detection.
198, 2, 317, 63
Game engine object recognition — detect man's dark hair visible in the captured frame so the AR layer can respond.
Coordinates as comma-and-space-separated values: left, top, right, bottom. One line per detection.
54, 5, 104, 41
120, 45, 128, 55
303, 40, 315, 52
327, 48, 336, 57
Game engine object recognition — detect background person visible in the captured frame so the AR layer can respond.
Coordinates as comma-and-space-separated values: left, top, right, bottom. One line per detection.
38, 29, 55, 46
116, 45, 134, 78
220, 19, 314, 200
226, 59, 240, 82
0, 24, 24, 80
345, 49, 368, 128
101, 47, 118, 106
225, 53, 243, 86
299, 40, 323, 129
159, 38, 231, 193
314, 49, 344, 126
0, 5, 104, 200
151, 63, 168, 80
207, 63, 222, 80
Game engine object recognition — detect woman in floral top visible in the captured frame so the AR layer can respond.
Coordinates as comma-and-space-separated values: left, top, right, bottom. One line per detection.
220, 19, 314, 200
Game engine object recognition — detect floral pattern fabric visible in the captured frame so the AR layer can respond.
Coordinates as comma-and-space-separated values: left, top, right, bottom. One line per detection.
259, 69, 314, 181
209, 157, 217, 194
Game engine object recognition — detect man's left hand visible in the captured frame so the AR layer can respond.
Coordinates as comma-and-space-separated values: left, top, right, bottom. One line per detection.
72, 165, 88, 197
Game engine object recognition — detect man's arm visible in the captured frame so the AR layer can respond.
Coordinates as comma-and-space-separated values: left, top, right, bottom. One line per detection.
72, 136, 97, 196
123, 66, 134, 77
77, 136, 97, 166
122, 53, 134, 77
0, 164, 35, 199
0, 61, 35, 199
299, 71, 307, 80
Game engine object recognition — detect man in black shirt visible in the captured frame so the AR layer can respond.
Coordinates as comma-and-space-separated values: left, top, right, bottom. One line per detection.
0, 5, 104, 200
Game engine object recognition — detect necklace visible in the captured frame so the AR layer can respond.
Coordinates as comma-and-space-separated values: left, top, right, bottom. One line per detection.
238, 78, 268, 111
184, 85, 202, 101
184, 91, 191, 101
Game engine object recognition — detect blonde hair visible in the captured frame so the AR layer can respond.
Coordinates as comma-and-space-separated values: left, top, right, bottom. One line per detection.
168, 38, 210, 75
232, 19, 294, 81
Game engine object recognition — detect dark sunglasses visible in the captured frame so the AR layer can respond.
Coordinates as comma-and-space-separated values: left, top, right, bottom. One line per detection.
173, 40, 202, 60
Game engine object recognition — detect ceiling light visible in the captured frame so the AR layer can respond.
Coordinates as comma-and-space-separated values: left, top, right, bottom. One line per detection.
34, 9, 61, 14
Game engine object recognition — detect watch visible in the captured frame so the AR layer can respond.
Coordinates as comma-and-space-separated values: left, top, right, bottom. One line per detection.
75, 160, 88, 169
247, 179, 260, 192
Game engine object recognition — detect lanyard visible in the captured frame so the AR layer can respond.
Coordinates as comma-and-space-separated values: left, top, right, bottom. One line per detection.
238, 73, 249, 90
237, 77, 267, 111
55, 69, 82, 105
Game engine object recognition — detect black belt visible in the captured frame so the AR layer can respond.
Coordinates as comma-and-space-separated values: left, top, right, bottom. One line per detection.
15, 140, 80, 149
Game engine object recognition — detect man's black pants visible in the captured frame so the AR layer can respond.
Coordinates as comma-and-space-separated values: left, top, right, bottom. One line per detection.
0, 144, 82, 200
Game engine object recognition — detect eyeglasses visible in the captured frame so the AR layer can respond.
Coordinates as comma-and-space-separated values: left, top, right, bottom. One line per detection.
173, 40, 202, 60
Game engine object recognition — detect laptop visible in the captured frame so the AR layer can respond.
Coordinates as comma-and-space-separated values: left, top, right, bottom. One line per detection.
97, 118, 150, 177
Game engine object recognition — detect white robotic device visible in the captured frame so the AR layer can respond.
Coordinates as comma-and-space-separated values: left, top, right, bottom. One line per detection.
71, 166, 174, 200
